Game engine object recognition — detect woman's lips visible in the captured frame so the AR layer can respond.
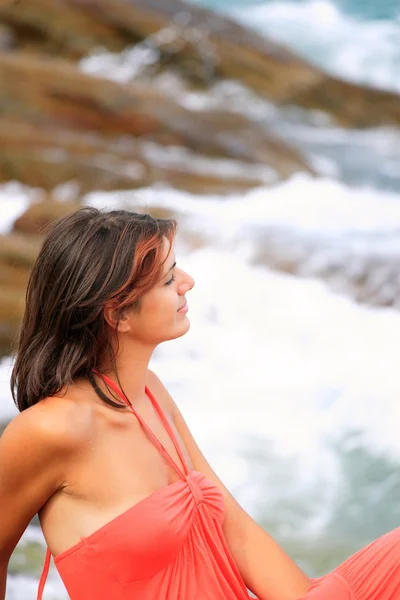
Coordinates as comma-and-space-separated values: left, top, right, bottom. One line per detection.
177, 303, 188, 313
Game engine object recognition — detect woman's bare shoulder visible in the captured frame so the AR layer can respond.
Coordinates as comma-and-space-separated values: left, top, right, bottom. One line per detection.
0, 394, 93, 559
1, 391, 93, 461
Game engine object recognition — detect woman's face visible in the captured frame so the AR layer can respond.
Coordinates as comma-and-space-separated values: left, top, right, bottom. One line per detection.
126, 238, 195, 346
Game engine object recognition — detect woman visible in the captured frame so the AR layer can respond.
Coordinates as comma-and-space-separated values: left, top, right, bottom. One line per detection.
0, 207, 398, 600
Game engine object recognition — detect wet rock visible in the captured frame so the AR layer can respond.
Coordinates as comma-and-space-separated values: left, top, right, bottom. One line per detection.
0, 118, 277, 194
0, 52, 313, 181
13, 198, 81, 235
0, 262, 30, 289
0, 287, 25, 357
0, 226, 41, 355
0, 23, 14, 51
245, 224, 400, 311
0, 232, 41, 268
0, 0, 399, 127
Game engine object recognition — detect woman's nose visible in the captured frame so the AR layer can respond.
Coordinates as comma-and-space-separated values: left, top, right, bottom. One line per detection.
179, 269, 195, 293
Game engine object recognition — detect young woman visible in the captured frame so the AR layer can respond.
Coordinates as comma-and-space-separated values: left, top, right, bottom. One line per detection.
0, 207, 398, 600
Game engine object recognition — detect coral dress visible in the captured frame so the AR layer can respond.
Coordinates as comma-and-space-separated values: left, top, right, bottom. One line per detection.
37, 373, 256, 600
37, 373, 400, 599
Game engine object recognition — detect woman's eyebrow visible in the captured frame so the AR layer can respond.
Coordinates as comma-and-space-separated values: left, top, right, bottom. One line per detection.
167, 260, 177, 273
162, 260, 176, 279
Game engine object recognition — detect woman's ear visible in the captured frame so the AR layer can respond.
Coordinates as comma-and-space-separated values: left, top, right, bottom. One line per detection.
103, 303, 131, 332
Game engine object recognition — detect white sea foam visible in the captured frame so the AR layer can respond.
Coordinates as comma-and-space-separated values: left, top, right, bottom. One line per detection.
6, 574, 65, 600
85, 174, 400, 233
80, 44, 160, 83
0, 357, 18, 421
233, 0, 400, 92
0, 182, 41, 234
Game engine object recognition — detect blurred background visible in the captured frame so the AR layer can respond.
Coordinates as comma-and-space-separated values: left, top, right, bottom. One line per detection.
1, 0, 400, 597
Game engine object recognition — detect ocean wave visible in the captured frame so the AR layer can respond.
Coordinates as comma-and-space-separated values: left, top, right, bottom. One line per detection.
232, 0, 400, 92
0, 182, 39, 235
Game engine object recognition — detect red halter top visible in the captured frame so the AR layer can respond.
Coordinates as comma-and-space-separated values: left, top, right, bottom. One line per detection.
36, 373, 256, 600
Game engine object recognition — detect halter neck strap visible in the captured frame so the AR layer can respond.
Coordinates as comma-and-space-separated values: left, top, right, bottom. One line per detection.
92, 370, 189, 480
37, 547, 51, 599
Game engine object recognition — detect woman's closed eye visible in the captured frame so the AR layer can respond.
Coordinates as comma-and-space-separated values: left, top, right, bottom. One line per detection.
165, 274, 176, 286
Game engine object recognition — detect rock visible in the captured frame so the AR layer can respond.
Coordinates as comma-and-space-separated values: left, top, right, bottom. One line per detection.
0, 119, 280, 194
0, 53, 314, 186
0, 230, 41, 355
0, 0, 131, 59
13, 198, 81, 235
0, 51, 311, 168
0, 23, 14, 51
0, 119, 148, 192
0, 232, 40, 268
0, 0, 399, 127
0, 286, 25, 357
0, 263, 30, 289
247, 223, 400, 312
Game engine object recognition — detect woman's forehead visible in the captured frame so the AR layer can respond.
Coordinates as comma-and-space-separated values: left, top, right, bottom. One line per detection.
161, 236, 175, 267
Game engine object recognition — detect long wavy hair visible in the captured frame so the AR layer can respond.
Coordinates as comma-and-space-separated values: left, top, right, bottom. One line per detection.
11, 207, 176, 411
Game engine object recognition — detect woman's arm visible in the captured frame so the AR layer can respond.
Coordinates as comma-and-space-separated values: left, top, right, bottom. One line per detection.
149, 372, 311, 600
0, 402, 79, 584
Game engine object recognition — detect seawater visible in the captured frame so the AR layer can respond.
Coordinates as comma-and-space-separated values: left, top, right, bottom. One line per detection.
193, 0, 400, 92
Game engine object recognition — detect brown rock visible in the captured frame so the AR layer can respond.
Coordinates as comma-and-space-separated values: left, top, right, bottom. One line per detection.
0, 0, 399, 127
0, 287, 25, 325
0, 233, 40, 268
0, 119, 147, 192
0, 229, 39, 354
0, 118, 281, 193
0, 263, 30, 289
0, 0, 131, 58
0, 52, 312, 174
0, 50, 314, 190
0, 286, 25, 357
13, 199, 81, 235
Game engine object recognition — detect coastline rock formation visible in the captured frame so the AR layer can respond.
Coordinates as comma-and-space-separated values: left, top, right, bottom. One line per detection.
0, 51, 313, 193
1, 0, 399, 127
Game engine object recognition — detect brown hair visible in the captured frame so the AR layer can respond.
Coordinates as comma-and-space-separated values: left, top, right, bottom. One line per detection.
10, 207, 176, 411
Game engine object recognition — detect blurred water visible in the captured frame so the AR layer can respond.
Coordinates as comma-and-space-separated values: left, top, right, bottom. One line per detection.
194, 0, 400, 91
196, 0, 400, 15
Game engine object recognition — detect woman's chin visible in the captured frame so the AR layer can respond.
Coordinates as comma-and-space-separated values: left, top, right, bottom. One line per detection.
155, 318, 191, 345
172, 318, 191, 339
